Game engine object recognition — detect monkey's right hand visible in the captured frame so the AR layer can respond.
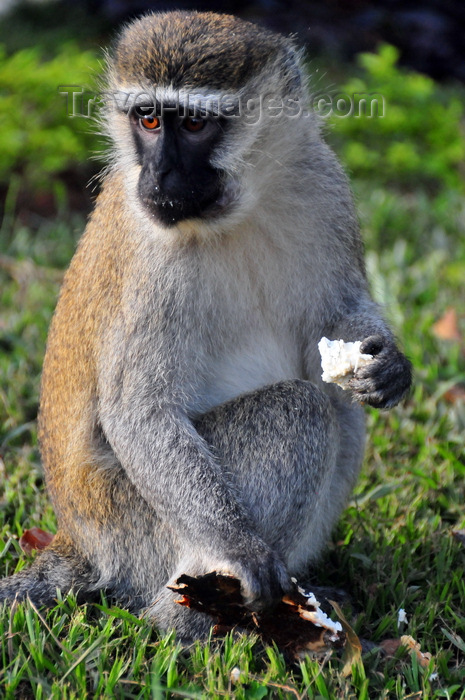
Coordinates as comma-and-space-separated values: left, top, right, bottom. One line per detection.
219, 542, 291, 610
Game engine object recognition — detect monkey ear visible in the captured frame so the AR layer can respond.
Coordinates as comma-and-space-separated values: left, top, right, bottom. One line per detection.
281, 44, 304, 95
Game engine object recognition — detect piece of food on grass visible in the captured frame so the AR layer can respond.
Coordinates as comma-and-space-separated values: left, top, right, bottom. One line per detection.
168, 572, 345, 659
318, 337, 373, 388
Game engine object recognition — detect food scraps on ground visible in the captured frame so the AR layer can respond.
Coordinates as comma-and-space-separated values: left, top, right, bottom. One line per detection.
169, 572, 345, 658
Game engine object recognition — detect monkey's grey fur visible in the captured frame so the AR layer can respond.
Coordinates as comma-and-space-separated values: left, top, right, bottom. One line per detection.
0, 11, 411, 639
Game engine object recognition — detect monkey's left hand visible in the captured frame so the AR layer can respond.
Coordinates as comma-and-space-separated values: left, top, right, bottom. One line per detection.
349, 334, 412, 409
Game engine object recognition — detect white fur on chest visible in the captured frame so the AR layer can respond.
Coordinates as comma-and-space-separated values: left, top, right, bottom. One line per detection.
189, 330, 302, 416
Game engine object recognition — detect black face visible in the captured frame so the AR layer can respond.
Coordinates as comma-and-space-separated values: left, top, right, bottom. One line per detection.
129, 104, 228, 227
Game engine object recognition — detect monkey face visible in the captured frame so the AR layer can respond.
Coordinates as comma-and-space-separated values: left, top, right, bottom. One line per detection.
129, 103, 234, 227
106, 11, 305, 232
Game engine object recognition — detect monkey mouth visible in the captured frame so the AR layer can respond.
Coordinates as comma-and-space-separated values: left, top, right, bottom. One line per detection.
142, 183, 239, 227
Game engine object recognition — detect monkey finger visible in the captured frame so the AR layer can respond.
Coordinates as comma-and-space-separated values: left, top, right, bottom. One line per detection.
350, 374, 409, 409
235, 552, 291, 610
360, 334, 386, 356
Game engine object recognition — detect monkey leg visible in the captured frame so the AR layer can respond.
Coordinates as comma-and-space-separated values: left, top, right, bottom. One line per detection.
147, 379, 365, 637
0, 530, 97, 606
0, 380, 363, 641
0, 475, 178, 611
194, 379, 365, 568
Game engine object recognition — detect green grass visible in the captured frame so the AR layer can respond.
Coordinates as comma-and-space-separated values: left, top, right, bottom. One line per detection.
1, 186, 464, 699
1, 63, 465, 700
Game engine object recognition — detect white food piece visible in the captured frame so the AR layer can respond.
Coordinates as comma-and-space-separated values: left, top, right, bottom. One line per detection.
300, 606, 343, 640
397, 608, 408, 627
292, 578, 343, 640
230, 667, 242, 683
318, 337, 373, 389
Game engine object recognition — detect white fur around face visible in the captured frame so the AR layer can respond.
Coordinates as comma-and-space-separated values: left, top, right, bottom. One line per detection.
100, 65, 321, 243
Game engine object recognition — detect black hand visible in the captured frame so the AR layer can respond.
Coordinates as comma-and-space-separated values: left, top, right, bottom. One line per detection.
349, 334, 412, 409
228, 542, 291, 610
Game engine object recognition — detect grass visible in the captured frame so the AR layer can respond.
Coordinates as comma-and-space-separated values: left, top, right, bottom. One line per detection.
1, 90, 465, 700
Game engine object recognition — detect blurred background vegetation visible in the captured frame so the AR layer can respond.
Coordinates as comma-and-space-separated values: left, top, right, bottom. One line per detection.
0, 1, 464, 697
1, 0, 464, 253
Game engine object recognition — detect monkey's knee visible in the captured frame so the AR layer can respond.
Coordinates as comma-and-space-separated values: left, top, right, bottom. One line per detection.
195, 379, 338, 466
194, 380, 339, 550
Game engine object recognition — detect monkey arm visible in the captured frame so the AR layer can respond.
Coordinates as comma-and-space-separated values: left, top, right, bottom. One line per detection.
98, 400, 290, 607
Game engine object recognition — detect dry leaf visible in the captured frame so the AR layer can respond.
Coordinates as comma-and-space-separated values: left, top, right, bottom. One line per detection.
168, 572, 345, 659
443, 384, 465, 404
329, 599, 363, 677
400, 634, 432, 668
19, 527, 55, 555
432, 308, 462, 342
380, 638, 403, 656
381, 636, 433, 669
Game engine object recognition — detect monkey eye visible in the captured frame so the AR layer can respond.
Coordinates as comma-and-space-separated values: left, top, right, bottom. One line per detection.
139, 115, 161, 131
182, 116, 206, 133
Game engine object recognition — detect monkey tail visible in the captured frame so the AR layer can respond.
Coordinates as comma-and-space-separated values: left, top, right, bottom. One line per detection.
0, 531, 98, 607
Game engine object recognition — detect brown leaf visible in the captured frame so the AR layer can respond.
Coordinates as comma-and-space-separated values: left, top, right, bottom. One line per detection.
443, 384, 465, 404
381, 636, 433, 669
380, 638, 403, 656
400, 635, 432, 668
432, 308, 462, 342
329, 599, 363, 677
19, 527, 55, 555
168, 572, 345, 659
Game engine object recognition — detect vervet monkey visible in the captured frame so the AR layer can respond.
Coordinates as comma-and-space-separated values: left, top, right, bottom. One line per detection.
0, 11, 411, 639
